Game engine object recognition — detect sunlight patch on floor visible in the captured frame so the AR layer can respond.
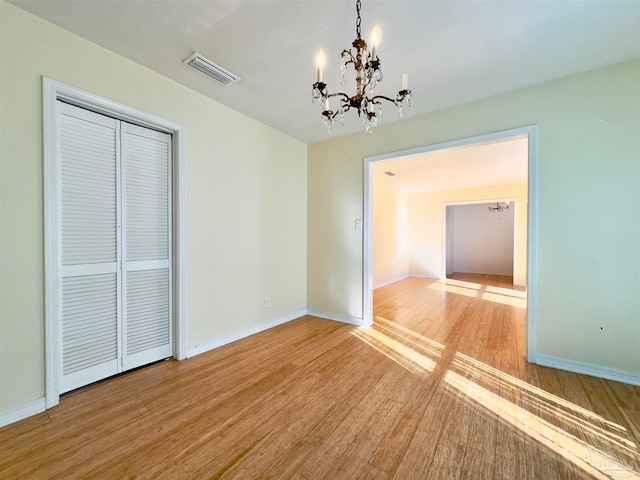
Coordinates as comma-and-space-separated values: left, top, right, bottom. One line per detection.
352, 318, 444, 375
428, 278, 528, 308
444, 369, 639, 479
482, 291, 527, 308
429, 281, 479, 297
375, 316, 445, 352
454, 352, 629, 435
356, 315, 638, 478
485, 285, 527, 298
439, 278, 483, 290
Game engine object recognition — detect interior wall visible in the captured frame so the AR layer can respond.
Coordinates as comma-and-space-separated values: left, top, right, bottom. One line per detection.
407, 183, 527, 284
372, 175, 409, 288
450, 203, 515, 276
308, 58, 640, 375
0, 1, 308, 413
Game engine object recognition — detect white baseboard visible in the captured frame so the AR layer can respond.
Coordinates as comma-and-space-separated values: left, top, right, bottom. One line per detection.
185, 309, 307, 358
306, 309, 364, 327
536, 355, 640, 386
374, 275, 409, 290
0, 397, 46, 428
409, 274, 441, 280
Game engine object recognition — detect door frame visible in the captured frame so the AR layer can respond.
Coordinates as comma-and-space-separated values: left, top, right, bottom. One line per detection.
43, 77, 186, 408
363, 125, 538, 363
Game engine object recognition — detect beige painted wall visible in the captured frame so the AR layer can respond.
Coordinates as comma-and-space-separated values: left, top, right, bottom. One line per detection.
372, 175, 409, 287
449, 203, 515, 276
408, 183, 528, 285
0, 2, 307, 412
308, 59, 640, 375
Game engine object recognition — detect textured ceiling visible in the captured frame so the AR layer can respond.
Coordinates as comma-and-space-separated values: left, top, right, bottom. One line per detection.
8, 0, 640, 144
373, 136, 528, 194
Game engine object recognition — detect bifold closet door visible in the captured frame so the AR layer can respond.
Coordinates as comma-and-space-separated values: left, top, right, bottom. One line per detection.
121, 123, 172, 371
59, 103, 121, 393
58, 102, 172, 394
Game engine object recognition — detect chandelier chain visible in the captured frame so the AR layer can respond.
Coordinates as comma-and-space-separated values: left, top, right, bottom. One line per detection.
356, 0, 362, 38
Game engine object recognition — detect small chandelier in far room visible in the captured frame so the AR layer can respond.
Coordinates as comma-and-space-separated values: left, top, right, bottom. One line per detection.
488, 202, 510, 213
311, 0, 412, 133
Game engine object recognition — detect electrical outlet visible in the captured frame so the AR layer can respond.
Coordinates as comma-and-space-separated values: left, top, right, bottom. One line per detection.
264, 297, 271, 308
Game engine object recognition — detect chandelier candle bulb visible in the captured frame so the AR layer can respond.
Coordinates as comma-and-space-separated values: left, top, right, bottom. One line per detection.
323, 98, 330, 111
402, 73, 408, 90
315, 50, 326, 82
370, 27, 381, 60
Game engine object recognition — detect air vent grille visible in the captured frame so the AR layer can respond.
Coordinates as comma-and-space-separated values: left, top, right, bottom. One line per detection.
183, 52, 240, 86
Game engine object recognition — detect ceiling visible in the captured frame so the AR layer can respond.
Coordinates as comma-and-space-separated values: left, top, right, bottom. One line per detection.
373, 135, 528, 194
8, 0, 640, 144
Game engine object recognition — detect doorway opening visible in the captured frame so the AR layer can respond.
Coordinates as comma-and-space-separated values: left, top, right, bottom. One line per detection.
444, 199, 519, 282
363, 126, 537, 362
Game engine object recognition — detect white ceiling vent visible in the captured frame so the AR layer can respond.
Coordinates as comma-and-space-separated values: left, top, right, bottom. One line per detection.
183, 52, 240, 86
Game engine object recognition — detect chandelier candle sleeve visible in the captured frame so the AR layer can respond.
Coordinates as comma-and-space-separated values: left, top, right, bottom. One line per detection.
310, 0, 413, 133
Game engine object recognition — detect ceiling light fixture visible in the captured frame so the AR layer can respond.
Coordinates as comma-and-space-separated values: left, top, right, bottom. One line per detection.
183, 52, 240, 86
488, 202, 510, 213
311, 0, 412, 133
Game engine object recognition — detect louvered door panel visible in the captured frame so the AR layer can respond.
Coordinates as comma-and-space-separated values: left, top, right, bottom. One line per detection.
61, 274, 118, 392
125, 269, 171, 366
60, 107, 117, 265
122, 123, 172, 370
58, 102, 120, 393
125, 134, 170, 261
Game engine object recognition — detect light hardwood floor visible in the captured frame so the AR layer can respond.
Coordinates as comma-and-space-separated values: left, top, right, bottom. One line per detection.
1, 274, 639, 479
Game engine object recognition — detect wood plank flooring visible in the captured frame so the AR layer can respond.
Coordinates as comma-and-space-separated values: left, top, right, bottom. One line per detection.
1, 274, 639, 479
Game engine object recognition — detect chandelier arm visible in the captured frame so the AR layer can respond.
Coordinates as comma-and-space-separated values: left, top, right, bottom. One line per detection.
320, 93, 351, 120
341, 50, 356, 66
324, 103, 353, 120
370, 95, 399, 104
371, 89, 412, 103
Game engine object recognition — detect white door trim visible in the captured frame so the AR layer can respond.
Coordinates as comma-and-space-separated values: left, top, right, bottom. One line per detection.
43, 77, 187, 408
363, 125, 538, 363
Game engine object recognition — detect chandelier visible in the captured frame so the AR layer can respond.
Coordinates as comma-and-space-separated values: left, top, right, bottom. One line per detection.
311, 0, 412, 133
488, 202, 510, 213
